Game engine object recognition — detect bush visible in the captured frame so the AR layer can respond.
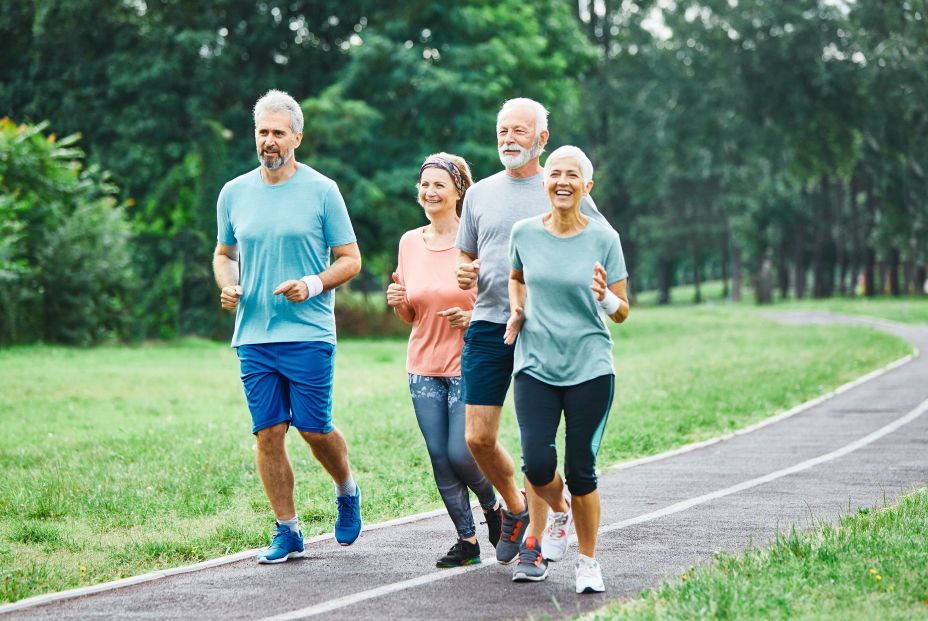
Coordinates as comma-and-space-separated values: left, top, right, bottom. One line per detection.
0, 118, 135, 345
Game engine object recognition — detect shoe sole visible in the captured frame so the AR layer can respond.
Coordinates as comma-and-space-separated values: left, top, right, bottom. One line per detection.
577, 585, 605, 594
436, 558, 481, 569
256, 550, 305, 564
512, 568, 549, 582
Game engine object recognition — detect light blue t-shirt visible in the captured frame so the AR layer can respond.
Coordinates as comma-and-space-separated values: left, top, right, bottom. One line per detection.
509, 216, 628, 386
216, 163, 357, 346
456, 171, 610, 324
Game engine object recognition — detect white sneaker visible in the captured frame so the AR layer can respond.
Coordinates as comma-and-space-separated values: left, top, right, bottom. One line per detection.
541, 499, 572, 562
575, 556, 605, 593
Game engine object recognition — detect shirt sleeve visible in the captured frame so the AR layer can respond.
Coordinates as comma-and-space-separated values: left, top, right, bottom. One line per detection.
580, 195, 615, 232
216, 185, 236, 245
604, 231, 629, 284
455, 191, 478, 256
509, 228, 523, 272
322, 183, 358, 248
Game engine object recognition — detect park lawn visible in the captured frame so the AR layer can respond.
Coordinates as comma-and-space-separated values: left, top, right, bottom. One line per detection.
0, 306, 913, 602
771, 295, 928, 325
590, 488, 928, 621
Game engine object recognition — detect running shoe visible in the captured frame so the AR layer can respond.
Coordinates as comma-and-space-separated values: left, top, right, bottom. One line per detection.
436, 539, 481, 568
496, 507, 530, 564
335, 484, 362, 545
481, 504, 502, 549
512, 536, 548, 582
575, 556, 606, 593
541, 498, 573, 562
256, 523, 305, 564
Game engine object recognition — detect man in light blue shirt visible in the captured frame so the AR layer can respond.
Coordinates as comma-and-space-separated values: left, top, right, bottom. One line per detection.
213, 89, 363, 564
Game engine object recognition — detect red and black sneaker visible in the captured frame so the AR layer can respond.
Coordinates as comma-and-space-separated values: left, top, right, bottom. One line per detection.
512, 536, 549, 582
496, 507, 530, 564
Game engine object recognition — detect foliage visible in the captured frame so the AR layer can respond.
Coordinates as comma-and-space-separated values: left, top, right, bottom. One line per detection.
0, 119, 134, 345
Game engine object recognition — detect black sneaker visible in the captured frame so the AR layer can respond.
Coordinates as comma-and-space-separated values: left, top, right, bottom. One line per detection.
436, 539, 481, 568
512, 536, 548, 582
496, 508, 529, 564
482, 505, 502, 548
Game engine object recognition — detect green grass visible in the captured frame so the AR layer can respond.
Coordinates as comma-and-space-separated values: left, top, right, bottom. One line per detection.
0, 306, 913, 602
590, 488, 928, 621
635, 280, 730, 306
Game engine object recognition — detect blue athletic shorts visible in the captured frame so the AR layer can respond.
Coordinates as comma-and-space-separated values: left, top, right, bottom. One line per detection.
236, 341, 336, 434
461, 320, 515, 406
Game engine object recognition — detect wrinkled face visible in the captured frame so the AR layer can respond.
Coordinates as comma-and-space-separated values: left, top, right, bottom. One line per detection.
418, 167, 460, 217
497, 106, 546, 170
544, 157, 592, 211
255, 110, 302, 171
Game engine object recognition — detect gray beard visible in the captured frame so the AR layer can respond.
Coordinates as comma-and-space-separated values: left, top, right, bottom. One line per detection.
499, 136, 544, 170
258, 149, 292, 170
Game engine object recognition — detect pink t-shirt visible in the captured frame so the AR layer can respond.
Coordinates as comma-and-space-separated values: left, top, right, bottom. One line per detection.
396, 227, 477, 376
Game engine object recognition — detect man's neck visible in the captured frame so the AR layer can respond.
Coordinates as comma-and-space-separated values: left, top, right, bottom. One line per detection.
261, 160, 299, 185
505, 160, 542, 179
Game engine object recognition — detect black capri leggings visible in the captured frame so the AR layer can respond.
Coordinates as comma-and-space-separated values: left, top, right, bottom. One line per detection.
513, 372, 614, 497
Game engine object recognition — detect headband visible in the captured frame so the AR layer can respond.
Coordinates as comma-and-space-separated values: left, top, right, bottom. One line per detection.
419, 156, 467, 199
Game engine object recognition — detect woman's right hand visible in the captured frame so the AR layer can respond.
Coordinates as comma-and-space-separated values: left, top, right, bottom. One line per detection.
503, 306, 524, 345
386, 272, 407, 307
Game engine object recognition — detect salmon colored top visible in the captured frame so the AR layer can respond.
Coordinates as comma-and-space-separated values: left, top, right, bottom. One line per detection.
396, 227, 477, 376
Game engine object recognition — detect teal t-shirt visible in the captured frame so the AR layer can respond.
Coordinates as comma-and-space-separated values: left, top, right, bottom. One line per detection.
509, 215, 628, 386
216, 163, 357, 346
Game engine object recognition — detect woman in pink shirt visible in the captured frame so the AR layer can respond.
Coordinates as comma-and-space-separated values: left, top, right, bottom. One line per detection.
386, 153, 500, 567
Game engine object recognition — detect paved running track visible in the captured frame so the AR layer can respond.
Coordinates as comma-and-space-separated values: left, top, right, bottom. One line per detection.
2, 311, 926, 620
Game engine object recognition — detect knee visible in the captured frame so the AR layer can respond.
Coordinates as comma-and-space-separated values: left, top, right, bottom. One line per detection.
565, 470, 597, 497
255, 422, 287, 449
447, 442, 476, 472
300, 427, 337, 446
522, 452, 557, 489
465, 429, 495, 455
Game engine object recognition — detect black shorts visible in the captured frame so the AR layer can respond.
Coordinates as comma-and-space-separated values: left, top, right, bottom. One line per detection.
461, 321, 515, 406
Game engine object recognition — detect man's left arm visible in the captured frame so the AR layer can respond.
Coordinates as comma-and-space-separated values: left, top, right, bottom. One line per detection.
273, 242, 361, 302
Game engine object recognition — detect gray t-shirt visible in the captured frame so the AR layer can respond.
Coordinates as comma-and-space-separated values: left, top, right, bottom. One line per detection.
509, 216, 628, 385
455, 171, 610, 324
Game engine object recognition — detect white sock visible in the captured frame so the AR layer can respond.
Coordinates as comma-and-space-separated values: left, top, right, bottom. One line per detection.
335, 475, 356, 497
278, 516, 300, 534
578, 554, 597, 567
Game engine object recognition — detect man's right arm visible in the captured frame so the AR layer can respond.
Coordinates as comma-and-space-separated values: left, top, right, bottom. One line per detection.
213, 243, 242, 310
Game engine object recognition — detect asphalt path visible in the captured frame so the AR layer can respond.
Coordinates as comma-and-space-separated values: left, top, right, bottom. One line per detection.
2, 311, 926, 620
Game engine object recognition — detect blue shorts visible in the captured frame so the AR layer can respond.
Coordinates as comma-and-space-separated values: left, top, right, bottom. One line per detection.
461, 321, 515, 406
236, 342, 336, 434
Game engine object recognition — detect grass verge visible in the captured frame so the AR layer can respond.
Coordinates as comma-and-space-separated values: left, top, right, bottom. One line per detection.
590, 488, 928, 621
0, 306, 913, 602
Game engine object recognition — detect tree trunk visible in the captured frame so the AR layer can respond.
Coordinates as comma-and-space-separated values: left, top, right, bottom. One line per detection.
721, 236, 729, 299
777, 235, 790, 299
864, 247, 876, 297
755, 252, 774, 305
692, 244, 702, 304
731, 244, 742, 302
658, 256, 672, 305
917, 264, 927, 296
794, 232, 806, 299
888, 248, 901, 296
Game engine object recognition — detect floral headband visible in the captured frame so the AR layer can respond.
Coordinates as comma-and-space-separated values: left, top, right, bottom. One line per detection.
419, 156, 467, 198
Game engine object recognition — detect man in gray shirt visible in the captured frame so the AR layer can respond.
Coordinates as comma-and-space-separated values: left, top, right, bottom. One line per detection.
456, 98, 609, 579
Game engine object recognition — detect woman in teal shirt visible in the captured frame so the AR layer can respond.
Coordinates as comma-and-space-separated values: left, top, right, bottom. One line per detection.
503, 145, 629, 594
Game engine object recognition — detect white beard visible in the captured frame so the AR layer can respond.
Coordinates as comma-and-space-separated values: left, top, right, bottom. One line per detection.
498, 136, 544, 170
258, 148, 293, 170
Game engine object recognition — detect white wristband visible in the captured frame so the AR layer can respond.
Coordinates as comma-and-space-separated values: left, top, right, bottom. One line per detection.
300, 275, 324, 298
598, 289, 622, 315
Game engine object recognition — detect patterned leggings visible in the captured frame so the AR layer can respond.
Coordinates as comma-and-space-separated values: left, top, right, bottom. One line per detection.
408, 374, 497, 538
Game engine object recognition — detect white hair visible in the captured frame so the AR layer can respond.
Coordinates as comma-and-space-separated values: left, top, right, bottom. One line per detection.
543, 145, 594, 183
253, 89, 304, 134
497, 98, 548, 136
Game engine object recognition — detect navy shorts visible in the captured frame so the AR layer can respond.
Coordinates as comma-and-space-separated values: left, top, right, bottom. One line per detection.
461, 321, 515, 406
236, 341, 336, 434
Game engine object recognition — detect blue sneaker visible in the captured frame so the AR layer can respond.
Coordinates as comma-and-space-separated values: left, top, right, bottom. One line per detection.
256, 523, 305, 564
335, 484, 362, 545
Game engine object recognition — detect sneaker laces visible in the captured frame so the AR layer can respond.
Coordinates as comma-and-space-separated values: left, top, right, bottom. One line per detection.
548, 511, 570, 532
500, 510, 523, 541
336, 495, 359, 527
519, 540, 543, 566
270, 523, 291, 546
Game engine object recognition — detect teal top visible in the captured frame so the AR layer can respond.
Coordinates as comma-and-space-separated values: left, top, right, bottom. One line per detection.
509, 215, 627, 385
216, 163, 357, 346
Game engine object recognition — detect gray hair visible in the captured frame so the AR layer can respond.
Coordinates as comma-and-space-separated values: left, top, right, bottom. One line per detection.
253, 89, 304, 134
497, 98, 548, 136
543, 145, 594, 184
